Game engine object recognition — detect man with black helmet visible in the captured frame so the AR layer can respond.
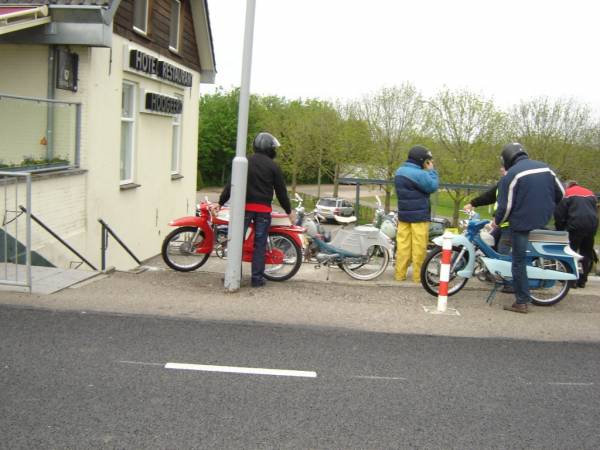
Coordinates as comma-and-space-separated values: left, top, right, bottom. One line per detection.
394, 145, 439, 283
218, 132, 293, 287
494, 143, 564, 313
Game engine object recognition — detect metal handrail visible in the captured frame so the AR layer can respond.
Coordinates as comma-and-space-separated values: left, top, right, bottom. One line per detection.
19, 205, 97, 271
98, 219, 141, 271
0, 92, 80, 106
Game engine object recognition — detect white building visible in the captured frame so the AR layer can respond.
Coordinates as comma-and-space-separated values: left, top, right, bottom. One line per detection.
0, 0, 215, 271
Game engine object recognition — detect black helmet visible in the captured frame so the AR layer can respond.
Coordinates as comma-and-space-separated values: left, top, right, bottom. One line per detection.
501, 142, 528, 170
408, 145, 433, 168
253, 132, 280, 159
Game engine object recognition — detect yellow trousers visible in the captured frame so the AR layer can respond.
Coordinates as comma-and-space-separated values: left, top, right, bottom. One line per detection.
395, 221, 429, 282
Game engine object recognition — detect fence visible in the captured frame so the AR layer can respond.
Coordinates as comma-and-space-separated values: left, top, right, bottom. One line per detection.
0, 171, 32, 291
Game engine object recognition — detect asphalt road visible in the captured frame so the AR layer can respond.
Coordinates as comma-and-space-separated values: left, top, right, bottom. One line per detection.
1, 305, 599, 449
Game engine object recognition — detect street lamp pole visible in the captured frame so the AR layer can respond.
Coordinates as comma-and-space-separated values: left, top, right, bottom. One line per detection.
224, 0, 257, 292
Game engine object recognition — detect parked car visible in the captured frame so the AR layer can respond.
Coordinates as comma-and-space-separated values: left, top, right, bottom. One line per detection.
315, 197, 355, 222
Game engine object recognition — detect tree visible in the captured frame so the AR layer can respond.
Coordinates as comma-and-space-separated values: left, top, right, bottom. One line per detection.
424, 88, 507, 225
197, 88, 262, 187
508, 97, 597, 186
354, 84, 424, 212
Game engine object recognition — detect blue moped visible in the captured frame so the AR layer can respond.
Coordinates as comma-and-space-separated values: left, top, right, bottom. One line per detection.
421, 211, 582, 306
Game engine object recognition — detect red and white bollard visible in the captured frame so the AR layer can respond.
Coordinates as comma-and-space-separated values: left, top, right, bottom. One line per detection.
436, 231, 454, 313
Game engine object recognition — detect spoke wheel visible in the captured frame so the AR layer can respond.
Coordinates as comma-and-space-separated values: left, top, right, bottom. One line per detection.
340, 245, 389, 280
421, 246, 469, 297
529, 257, 571, 306
263, 232, 302, 281
161, 226, 210, 272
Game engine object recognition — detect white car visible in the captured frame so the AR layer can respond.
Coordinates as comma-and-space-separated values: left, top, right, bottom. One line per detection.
315, 197, 355, 222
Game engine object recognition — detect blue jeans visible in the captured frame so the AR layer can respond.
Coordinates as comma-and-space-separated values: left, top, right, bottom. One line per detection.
244, 211, 271, 285
497, 227, 512, 255
511, 230, 531, 305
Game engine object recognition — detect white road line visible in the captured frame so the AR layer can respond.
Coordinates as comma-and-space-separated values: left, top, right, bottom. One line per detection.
164, 362, 317, 378
352, 375, 407, 381
547, 382, 594, 386
118, 360, 164, 367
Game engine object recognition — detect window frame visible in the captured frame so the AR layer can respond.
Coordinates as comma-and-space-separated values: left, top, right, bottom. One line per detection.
169, 0, 182, 53
120, 81, 137, 185
170, 93, 183, 175
133, 0, 150, 36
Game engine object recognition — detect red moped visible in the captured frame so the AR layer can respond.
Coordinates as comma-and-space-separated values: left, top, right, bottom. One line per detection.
161, 200, 305, 281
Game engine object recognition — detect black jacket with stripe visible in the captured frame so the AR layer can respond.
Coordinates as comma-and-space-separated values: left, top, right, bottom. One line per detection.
494, 155, 564, 232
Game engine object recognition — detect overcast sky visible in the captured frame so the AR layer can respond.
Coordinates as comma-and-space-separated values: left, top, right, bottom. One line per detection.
204, 0, 600, 114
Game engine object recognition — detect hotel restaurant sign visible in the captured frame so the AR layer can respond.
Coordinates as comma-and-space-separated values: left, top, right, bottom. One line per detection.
124, 46, 193, 88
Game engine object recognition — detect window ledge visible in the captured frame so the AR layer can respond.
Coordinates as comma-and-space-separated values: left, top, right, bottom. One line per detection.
120, 182, 141, 190
28, 168, 87, 181
171, 173, 184, 180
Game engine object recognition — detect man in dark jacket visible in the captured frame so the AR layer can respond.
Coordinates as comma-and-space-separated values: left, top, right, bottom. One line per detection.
218, 132, 293, 287
394, 145, 439, 282
494, 143, 564, 313
554, 181, 599, 288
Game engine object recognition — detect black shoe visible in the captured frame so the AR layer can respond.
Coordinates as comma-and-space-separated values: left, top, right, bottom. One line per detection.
251, 279, 266, 288
501, 285, 515, 294
577, 281, 586, 289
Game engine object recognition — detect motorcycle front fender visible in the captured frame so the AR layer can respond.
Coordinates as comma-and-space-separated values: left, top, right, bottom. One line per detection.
168, 215, 206, 228
376, 230, 394, 251
430, 233, 477, 278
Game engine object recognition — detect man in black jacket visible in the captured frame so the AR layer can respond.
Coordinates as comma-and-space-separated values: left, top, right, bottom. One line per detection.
554, 181, 599, 288
218, 132, 293, 287
494, 143, 564, 313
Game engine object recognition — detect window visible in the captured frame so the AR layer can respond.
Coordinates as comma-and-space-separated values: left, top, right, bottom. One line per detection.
133, 0, 149, 35
120, 82, 136, 184
171, 95, 183, 174
169, 0, 181, 52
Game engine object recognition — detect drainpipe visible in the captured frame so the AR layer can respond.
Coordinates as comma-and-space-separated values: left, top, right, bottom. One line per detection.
46, 45, 55, 160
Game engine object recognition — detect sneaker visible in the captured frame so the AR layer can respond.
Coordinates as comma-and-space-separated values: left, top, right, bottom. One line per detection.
251, 279, 266, 288
577, 280, 586, 289
503, 302, 529, 314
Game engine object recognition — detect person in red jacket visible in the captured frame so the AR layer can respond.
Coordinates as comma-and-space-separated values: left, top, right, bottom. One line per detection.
554, 181, 599, 288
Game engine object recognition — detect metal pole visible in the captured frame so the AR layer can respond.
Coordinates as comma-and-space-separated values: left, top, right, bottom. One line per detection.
25, 174, 31, 292
224, 0, 256, 292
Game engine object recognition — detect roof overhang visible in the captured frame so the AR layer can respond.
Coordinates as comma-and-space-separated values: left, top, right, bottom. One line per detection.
0, 5, 51, 36
190, 0, 217, 84
0, 3, 116, 47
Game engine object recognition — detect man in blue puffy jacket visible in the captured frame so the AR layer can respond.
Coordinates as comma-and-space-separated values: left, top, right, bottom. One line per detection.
494, 143, 564, 313
394, 145, 439, 282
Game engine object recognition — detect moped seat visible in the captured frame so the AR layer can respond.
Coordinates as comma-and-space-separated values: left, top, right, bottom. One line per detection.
528, 229, 569, 244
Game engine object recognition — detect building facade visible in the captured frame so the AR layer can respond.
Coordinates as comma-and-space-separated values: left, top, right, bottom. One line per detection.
0, 0, 215, 270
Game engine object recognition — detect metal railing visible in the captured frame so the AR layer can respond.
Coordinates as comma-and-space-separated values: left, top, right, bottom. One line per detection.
0, 171, 32, 291
0, 93, 81, 172
99, 219, 141, 271
18, 205, 97, 271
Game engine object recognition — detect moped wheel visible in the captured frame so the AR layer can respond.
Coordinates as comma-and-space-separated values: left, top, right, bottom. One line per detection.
263, 232, 302, 281
340, 245, 389, 280
214, 229, 228, 258
421, 246, 469, 297
529, 258, 571, 306
161, 226, 210, 272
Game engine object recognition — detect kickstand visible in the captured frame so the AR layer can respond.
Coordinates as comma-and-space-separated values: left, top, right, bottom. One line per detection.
486, 282, 503, 305
326, 265, 331, 281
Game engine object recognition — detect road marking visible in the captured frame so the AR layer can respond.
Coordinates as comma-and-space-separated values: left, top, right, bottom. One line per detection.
352, 375, 407, 381
118, 360, 164, 367
164, 362, 317, 378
